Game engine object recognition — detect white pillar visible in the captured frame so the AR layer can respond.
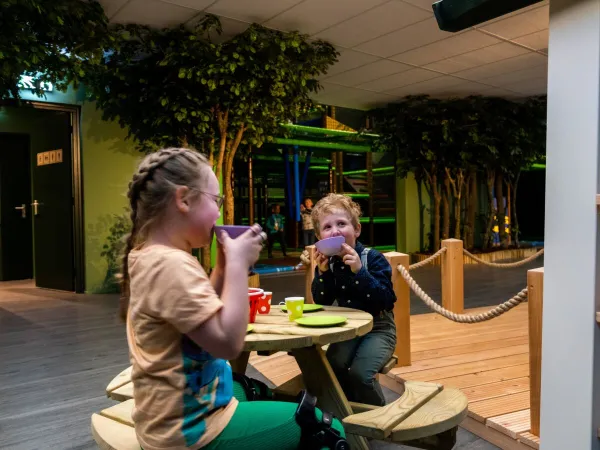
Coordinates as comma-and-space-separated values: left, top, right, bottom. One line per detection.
542, 0, 600, 448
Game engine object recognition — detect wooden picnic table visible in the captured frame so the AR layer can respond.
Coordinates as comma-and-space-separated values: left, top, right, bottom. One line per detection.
232, 305, 373, 450
100, 305, 467, 450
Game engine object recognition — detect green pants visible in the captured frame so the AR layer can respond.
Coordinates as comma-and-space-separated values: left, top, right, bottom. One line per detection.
204, 381, 346, 450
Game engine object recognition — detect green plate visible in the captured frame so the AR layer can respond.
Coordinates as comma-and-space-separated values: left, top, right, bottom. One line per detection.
295, 315, 347, 327
280, 304, 324, 313
247, 325, 254, 333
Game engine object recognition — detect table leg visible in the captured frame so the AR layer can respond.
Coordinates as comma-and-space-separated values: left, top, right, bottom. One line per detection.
229, 351, 250, 375
292, 345, 370, 450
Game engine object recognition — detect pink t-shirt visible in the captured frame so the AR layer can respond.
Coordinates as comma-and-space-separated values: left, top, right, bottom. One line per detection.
126, 245, 237, 450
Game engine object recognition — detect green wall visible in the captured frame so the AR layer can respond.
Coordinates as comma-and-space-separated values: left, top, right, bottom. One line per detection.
396, 173, 430, 254
80, 102, 141, 293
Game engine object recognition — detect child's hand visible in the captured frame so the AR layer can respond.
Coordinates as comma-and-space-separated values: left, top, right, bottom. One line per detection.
220, 224, 266, 268
340, 243, 362, 273
315, 249, 329, 273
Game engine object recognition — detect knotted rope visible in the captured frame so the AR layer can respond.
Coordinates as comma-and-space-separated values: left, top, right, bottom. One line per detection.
462, 248, 544, 268
397, 264, 528, 323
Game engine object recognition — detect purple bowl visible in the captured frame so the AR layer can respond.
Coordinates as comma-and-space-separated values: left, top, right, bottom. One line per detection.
214, 225, 252, 239
315, 236, 345, 256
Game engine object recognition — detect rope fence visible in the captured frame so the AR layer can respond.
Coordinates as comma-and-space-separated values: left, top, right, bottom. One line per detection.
462, 248, 544, 268
408, 247, 447, 270
397, 264, 528, 323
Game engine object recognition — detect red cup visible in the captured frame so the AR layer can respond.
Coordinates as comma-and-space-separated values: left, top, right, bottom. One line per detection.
258, 291, 272, 315
248, 288, 264, 323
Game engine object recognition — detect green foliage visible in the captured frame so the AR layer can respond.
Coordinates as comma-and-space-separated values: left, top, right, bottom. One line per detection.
99, 210, 129, 293
0, 0, 113, 100
85, 15, 339, 154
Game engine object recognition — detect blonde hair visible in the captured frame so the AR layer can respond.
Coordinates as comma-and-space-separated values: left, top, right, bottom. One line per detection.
311, 193, 362, 236
119, 147, 210, 321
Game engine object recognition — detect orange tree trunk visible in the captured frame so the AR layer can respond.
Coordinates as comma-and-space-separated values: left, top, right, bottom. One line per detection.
483, 170, 495, 249
495, 172, 507, 248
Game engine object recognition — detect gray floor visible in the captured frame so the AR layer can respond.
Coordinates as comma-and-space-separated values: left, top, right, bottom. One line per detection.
0, 257, 542, 449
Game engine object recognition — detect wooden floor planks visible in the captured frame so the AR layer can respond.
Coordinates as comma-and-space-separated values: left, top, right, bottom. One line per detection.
251, 303, 540, 449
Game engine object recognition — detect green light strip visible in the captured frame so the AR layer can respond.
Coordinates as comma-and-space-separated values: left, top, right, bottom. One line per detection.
273, 138, 371, 152
359, 217, 395, 224
343, 166, 395, 176
346, 193, 370, 198
281, 123, 379, 139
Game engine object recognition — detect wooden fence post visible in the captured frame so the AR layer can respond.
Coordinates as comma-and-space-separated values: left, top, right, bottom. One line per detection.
528, 267, 544, 437
386, 252, 411, 367
304, 245, 317, 304
441, 239, 464, 313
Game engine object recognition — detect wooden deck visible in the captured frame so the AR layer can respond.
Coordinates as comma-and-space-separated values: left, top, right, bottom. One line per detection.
250, 303, 540, 450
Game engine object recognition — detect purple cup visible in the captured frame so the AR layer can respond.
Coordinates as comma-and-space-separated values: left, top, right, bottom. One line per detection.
315, 236, 345, 256
214, 225, 252, 239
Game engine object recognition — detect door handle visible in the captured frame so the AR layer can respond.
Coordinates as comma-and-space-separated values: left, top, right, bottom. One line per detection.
31, 200, 39, 216
15, 204, 26, 218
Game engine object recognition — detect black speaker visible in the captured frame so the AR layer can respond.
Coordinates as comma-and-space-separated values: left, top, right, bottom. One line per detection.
433, 0, 544, 32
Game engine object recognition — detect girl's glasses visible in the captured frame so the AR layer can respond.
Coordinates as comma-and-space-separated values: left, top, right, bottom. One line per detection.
194, 190, 224, 209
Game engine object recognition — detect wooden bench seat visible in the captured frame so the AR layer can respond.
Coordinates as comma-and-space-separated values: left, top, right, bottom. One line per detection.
96, 381, 467, 450
92, 400, 139, 450
342, 380, 468, 448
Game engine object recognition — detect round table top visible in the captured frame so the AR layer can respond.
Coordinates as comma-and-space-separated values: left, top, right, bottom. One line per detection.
243, 305, 373, 352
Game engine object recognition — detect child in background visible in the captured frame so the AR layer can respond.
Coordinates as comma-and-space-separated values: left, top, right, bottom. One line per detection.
266, 204, 287, 259
311, 193, 396, 406
121, 148, 346, 450
300, 197, 316, 247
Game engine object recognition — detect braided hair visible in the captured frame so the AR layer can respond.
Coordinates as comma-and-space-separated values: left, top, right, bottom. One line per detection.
119, 147, 210, 321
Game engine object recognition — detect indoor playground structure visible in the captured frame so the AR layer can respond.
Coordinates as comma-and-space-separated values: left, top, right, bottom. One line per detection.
233, 113, 396, 275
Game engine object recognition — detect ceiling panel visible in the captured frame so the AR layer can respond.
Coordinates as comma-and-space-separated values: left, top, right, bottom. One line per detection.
424, 42, 531, 74
514, 29, 549, 51
358, 67, 442, 92
205, 0, 303, 24
264, 0, 389, 35
481, 64, 547, 86
313, 1, 431, 48
385, 75, 469, 96
455, 52, 548, 81
320, 49, 381, 77
355, 17, 453, 57
478, 4, 549, 39
400, 0, 434, 13
159, 0, 215, 10
476, 0, 548, 27
505, 78, 547, 95
313, 83, 395, 109
112, 0, 199, 26
391, 30, 500, 66
99, 0, 129, 18
323, 60, 411, 86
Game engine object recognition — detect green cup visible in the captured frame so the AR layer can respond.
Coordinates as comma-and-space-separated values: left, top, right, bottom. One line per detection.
285, 297, 305, 321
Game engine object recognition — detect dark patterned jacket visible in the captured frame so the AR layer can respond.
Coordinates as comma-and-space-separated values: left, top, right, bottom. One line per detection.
311, 241, 396, 316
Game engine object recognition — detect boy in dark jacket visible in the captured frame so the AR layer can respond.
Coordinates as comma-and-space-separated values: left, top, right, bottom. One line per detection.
311, 194, 396, 406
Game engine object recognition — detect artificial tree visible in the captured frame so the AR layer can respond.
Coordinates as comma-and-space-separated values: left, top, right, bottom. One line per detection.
86, 15, 337, 224
0, 0, 111, 101
373, 95, 546, 252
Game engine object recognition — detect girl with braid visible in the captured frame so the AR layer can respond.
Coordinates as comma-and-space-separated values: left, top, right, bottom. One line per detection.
121, 148, 346, 450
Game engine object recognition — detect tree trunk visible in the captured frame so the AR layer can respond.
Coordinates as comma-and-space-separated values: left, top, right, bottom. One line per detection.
495, 172, 507, 248
463, 170, 477, 249
425, 169, 441, 251
442, 175, 450, 240
445, 168, 465, 240
200, 246, 211, 272
483, 169, 495, 249
462, 174, 470, 243
433, 182, 441, 250
511, 171, 521, 247
415, 170, 425, 252
221, 126, 245, 225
